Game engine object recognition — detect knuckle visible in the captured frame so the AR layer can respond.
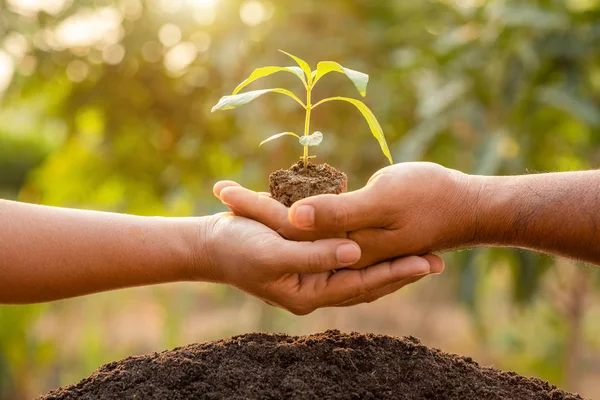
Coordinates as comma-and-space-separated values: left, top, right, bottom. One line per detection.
306, 250, 325, 272
367, 169, 393, 186
250, 193, 261, 211
333, 204, 349, 230
369, 171, 400, 193
357, 270, 370, 296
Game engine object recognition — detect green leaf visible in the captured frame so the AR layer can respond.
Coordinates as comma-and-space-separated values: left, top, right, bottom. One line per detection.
313, 97, 393, 164
211, 89, 305, 112
299, 131, 323, 146
259, 132, 300, 147
279, 50, 313, 86
313, 61, 369, 97
233, 66, 306, 94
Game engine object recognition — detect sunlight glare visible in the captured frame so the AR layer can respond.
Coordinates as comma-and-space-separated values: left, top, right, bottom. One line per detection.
189, 0, 219, 9
0, 51, 15, 93
188, 0, 218, 25
7, 0, 67, 16
240, 1, 270, 26
164, 42, 198, 74
54, 8, 122, 49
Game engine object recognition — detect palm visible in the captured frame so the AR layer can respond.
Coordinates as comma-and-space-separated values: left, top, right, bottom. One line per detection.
206, 212, 440, 314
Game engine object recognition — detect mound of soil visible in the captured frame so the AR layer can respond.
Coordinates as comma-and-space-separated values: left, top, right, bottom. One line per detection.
40, 330, 582, 400
269, 161, 347, 207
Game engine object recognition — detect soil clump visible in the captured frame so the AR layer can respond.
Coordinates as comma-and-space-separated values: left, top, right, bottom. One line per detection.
269, 161, 347, 207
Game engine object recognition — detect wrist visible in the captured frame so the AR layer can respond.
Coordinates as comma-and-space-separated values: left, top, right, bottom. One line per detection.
190, 214, 223, 283
430, 168, 484, 251
147, 216, 207, 282
464, 174, 516, 248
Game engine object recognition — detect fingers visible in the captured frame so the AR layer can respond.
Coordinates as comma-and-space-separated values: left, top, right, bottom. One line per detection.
346, 228, 401, 269
265, 254, 444, 315
424, 254, 445, 274
215, 183, 289, 232
213, 180, 240, 197
334, 254, 445, 306
288, 187, 390, 232
213, 181, 244, 215
220, 186, 288, 230
335, 275, 427, 307
306, 255, 433, 310
274, 238, 362, 274
218, 185, 343, 241
347, 228, 446, 271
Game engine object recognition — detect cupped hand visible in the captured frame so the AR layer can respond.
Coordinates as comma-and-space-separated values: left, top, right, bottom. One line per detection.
213, 162, 473, 271
200, 212, 442, 314
283, 162, 477, 266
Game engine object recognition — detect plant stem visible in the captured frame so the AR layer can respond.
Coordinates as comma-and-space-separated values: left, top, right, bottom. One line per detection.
303, 87, 312, 167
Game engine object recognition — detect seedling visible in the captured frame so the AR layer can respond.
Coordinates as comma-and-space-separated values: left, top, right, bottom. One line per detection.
211, 50, 393, 166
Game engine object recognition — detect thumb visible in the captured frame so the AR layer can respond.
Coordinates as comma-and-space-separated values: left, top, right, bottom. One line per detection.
288, 187, 388, 232
277, 238, 362, 274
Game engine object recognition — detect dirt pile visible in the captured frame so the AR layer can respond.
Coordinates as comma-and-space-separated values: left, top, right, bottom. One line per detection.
40, 330, 582, 400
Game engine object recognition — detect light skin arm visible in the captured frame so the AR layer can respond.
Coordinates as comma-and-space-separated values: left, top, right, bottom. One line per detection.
0, 199, 443, 313
216, 162, 600, 268
0, 199, 201, 303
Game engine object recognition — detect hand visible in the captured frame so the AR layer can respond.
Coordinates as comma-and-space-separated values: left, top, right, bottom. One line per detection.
200, 212, 443, 314
213, 162, 473, 270
282, 162, 477, 265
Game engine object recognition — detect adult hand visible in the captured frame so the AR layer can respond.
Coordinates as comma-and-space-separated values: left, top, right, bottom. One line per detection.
200, 212, 443, 314
214, 162, 473, 271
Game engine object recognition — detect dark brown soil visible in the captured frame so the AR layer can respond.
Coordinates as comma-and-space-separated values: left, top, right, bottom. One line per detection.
269, 161, 347, 207
40, 330, 582, 400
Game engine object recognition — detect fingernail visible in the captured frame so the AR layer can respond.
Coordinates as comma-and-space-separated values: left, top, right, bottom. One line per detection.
293, 205, 315, 228
336, 243, 361, 265
419, 260, 432, 275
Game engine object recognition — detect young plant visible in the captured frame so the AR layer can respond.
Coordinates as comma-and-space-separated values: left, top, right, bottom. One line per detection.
211, 50, 393, 166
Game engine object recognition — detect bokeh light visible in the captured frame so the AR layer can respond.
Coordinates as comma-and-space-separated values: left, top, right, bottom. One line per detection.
239, 0, 270, 26
189, 0, 219, 8
0, 51, 14, 93
2, 1, 600, 399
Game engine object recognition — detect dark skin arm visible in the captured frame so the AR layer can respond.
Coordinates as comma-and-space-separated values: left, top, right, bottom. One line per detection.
216, 162, 600, 267
472, 170, 600, 263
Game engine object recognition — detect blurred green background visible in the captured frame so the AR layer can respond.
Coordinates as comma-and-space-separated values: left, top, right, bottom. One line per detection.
1, 0, 600, 398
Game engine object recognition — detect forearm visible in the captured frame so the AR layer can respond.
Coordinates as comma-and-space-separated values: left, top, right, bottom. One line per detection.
468, 171, 600, 264
0, 200, 210, 304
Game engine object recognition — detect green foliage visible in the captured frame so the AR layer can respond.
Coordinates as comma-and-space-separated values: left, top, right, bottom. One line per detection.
313, 61, 369, 97
1, 0, 600, 397
279, 50, 313, 86
299, 131, 323, 146
212, 51, 393, 165
233, 66, 306, 94
313, 97, 393, 164
211, 88, 305, 111
259, 131, 300, 146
